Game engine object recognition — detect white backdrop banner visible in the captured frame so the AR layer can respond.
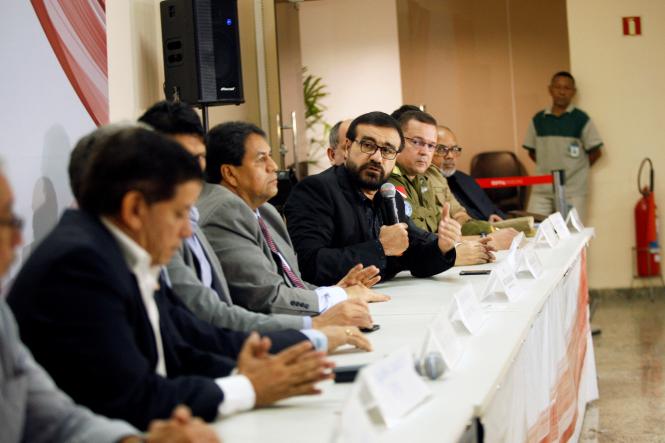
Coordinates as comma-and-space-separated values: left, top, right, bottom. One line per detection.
0, 0, 107, 282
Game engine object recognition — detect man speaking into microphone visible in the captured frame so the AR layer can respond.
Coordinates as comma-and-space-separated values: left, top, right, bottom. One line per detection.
284, 111, 459, 286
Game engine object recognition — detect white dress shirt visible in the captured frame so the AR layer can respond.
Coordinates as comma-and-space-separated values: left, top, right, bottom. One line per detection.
102, 218, 166, 376
102, 219, 256, 416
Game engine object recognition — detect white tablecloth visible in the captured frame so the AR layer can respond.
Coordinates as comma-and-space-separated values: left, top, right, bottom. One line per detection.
214, 229, 597, 443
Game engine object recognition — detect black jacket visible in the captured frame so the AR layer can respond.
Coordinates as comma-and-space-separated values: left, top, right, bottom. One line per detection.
8, 209, 306, 430
446, 170, 507, 221
284, 166, 456, 286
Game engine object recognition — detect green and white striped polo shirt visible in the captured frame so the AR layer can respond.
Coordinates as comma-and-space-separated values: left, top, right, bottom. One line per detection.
523, 105, 603, 196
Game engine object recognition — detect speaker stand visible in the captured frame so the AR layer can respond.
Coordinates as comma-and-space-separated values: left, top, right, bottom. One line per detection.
201, 105, 210, 132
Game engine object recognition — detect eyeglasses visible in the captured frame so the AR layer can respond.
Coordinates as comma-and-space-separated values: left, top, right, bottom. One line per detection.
0, 213, 23, 230
435, 145, 463, 155
405, 136, 437, 152
353, 139, 399, 160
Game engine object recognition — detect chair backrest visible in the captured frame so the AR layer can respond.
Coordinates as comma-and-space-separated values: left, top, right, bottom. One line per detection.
470, 151, 528, 212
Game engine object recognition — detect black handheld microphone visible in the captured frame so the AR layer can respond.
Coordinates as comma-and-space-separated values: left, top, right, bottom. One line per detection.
380, 182, 400, 225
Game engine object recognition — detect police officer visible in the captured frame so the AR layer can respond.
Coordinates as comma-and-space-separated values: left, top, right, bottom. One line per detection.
388, 110, 495, 265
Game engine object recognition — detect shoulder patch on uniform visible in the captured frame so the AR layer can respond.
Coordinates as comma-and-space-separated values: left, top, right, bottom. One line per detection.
404, 200, 413, 217
395, 185, 408, 199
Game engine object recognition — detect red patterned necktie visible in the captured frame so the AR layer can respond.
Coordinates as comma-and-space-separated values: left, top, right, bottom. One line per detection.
257, 216, 307, 289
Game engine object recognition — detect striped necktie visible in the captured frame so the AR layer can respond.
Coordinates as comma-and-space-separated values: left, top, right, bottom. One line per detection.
257, 215, 306, 289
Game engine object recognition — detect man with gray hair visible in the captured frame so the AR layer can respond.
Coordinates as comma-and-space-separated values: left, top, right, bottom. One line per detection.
326, 119, 351, 166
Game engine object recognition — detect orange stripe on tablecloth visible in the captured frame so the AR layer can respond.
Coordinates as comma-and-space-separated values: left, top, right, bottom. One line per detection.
526, 248, 590, 443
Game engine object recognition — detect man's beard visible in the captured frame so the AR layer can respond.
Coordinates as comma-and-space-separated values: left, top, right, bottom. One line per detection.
346, 159, 387, 191
441, 167, 456, 178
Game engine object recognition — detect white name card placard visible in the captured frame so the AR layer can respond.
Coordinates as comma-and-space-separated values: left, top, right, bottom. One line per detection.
482, 262, 523, 302
506, 231, 525, 269
421, 312, 463, 371
517, 246, 544, 278
362, 348, 432, 428
549, 212, 571, 239
534, 218, 559, 248
332, 382, 378, 443
450, 284, 487, 335
566, 207, 585, 232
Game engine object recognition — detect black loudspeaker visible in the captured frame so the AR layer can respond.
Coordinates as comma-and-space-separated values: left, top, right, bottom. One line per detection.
160, 0, 244, 105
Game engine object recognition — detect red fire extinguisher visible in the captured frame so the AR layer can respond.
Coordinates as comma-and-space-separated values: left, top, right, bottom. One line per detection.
635, 158, 660, 276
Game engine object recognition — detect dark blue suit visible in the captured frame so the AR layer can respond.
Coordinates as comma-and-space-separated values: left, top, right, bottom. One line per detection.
446, 170, 508, 220
8, 209, 306, 430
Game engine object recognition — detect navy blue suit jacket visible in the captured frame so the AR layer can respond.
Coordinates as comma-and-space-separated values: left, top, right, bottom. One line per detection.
8, 209, 306, 430
447, 170, 508, 220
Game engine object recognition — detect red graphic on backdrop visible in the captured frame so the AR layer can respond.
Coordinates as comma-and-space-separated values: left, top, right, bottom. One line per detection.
622, 16, 642, 36
31, 0, 109, 125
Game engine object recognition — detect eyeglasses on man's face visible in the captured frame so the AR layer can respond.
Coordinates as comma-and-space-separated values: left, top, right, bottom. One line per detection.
354, 139, 399, 160
435, 145, 463, 156
0, 213, 23, 231
405, 136, 437, 152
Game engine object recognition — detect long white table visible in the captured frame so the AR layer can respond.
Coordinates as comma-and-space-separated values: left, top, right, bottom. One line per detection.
215, 229, 597, 442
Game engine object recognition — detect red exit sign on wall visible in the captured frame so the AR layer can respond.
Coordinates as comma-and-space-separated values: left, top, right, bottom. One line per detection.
623, 16, 642, 36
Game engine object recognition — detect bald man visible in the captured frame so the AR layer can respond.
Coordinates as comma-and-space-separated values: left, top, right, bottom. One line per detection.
432, 126, 507, 223
326, 119, 351, 166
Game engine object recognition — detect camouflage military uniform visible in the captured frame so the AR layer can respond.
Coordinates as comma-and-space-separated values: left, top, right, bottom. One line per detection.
389, 165, 492, 235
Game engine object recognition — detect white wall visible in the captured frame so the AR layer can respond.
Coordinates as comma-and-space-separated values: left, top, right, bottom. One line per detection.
299, 0, 403, 172
567, 0, 665, 288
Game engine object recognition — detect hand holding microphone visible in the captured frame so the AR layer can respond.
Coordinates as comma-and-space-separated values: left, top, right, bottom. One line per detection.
437, 202, 462, 253
379, 183, 409, 256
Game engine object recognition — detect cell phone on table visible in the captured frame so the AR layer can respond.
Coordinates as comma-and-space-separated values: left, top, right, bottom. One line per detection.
360, 324, 380, 333
459, 270, 491, 276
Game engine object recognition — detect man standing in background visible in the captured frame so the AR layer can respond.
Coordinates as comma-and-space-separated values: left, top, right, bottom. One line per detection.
523, 71, 603, 222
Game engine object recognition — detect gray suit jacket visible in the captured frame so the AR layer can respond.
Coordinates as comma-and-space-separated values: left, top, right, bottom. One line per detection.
197, 183, 320, 315
166, 223, 306, 331
0, 299, 137, 443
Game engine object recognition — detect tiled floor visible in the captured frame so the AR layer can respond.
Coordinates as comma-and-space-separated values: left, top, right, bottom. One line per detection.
580, 291, 665, 442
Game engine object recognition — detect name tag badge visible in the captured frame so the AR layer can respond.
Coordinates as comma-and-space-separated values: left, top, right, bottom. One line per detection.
549, 212, 571, 239
566, 207, 585, 232
422, 311, 464, 371
361, 348, 432, 428
568, 141, 581, 158
450, 284, 487, 335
